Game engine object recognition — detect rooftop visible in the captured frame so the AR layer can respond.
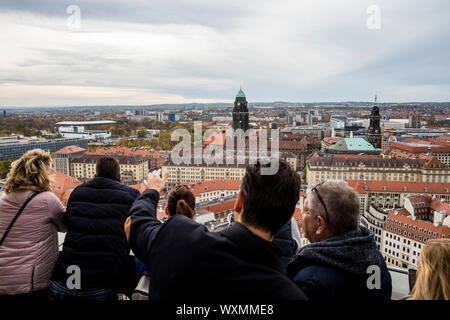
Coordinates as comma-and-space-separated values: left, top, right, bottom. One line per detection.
54, 145, 86, 155
56, 120, 116, 126
236, 87, 246, 98
327, 138, 378, 152
346, 180, 450, 194
187, 180, 241, 196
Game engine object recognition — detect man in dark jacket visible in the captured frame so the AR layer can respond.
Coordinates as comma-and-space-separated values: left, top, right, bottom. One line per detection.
126, 160, 307, 300
50, 156, 140, 300
286, 180, 392, 300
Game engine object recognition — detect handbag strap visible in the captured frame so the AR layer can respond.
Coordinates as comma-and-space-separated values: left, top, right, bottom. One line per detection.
0, 191, 40, 247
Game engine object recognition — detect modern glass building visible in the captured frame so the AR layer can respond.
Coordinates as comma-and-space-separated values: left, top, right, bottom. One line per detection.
0, 137, 89, 161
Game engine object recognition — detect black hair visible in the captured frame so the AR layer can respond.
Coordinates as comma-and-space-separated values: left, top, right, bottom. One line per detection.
240, 159, 301, 235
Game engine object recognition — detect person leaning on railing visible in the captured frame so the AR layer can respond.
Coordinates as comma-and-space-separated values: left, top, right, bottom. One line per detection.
0, 149, 66, 300
130, 184, 197, 300
125, 160, 307, 300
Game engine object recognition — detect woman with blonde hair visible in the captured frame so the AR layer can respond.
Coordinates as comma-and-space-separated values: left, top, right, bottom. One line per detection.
0, 149, 66, 299
411, 239, 450, 300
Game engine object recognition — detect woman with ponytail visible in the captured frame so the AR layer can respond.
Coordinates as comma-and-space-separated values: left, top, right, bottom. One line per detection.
165, 184, 196, 219
0, 149, 66, 299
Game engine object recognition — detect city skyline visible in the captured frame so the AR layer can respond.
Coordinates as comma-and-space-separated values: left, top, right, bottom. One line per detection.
1, 0, 450, 107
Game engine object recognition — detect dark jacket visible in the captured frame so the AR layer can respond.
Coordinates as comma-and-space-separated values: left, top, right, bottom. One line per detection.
229, 213, 301, 268
52, 176, 140, 290
286, 226, 392, 300
272, 221, 300, 268
128, 189, 307, 301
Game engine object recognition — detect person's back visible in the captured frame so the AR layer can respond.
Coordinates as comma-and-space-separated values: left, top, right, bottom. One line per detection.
127, 161, 307, 300
50, 156, 140, 300
0, 149, 66, 298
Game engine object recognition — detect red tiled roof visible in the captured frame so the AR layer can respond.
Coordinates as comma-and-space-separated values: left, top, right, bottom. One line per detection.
54, 145, 86, 154
384, 209, 450, 242
201, 199, 236, 213
50, 172, 82, 205
322, 137, 343, 146
389, 141, 450, 153
87, 146, 164, 159
187, 180, 241, 196
408, 196, 450, 213
417, 154, 447, 168
346, 180, 450, 195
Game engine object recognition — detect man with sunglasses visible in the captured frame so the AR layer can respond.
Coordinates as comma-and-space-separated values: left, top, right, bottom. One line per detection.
286, 180, 392, 300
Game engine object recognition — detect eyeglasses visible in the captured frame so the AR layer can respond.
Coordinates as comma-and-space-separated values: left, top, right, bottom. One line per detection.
311, 181, 330, 225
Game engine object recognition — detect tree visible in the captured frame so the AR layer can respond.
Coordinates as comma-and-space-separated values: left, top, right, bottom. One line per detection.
137, 130, 147, 138
0, 159, 12, 179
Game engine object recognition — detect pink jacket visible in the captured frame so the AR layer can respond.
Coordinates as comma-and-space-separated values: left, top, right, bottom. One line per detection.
0, 187, 66, 295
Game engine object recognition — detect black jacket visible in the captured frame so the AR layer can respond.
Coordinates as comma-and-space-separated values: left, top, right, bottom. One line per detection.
272, 221, 299, 268
229, 213, 300, 269
286, 226, 392, 300
128, 189, 307, 301
52, 176, 140, 290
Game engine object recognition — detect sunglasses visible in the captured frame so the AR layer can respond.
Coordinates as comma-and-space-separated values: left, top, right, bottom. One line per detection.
311, 181, 330, 225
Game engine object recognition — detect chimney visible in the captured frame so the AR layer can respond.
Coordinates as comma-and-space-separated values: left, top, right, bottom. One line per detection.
433, 210, 445, 227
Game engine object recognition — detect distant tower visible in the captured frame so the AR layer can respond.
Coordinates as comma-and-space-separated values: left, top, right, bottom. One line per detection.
232, 86, 249, 132
366, 94, 382, 148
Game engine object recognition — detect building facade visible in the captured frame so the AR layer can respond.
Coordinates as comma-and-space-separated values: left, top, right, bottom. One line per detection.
70, 154, 149, 184
306, 153, 449, 187
381, 196, 450, 268
53, 145, 87, 176
0, 136, 88, 161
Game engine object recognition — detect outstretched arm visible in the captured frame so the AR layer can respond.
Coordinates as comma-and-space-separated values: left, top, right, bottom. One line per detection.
125, 170, 168, 266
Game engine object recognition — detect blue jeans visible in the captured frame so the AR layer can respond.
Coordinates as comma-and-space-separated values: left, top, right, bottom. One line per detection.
48, 281, 117, 301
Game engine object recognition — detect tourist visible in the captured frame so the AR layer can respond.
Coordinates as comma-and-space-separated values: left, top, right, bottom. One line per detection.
126, 161, 307, 300
49, 156, 140, 300
286, 180, 392, 299
0, 149, 66, 299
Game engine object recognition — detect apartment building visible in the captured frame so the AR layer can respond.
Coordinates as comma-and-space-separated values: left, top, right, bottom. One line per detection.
163, 151, 297, 188
306, 153, 449, 187
70, 154, 149, 184
187, 180, 241, 203
87, 146, 165, 170
53, 145, 86, 176
382, 140, 450, 166
0, 135, 88, 161
382, 196, 450, 268
347, 180, 450, 213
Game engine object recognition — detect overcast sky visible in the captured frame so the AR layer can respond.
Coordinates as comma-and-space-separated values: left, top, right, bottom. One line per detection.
1, 0, 449, 107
